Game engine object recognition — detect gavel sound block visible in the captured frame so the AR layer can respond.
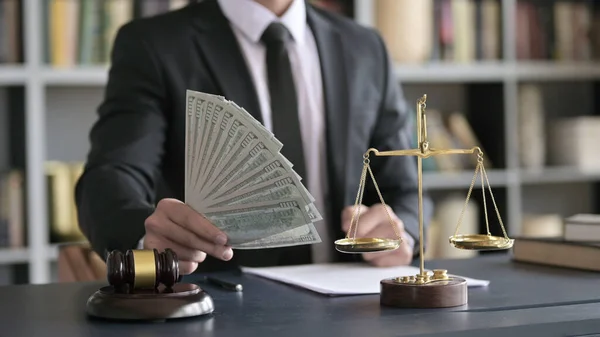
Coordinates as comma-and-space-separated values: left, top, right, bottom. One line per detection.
86, 248, 214, 321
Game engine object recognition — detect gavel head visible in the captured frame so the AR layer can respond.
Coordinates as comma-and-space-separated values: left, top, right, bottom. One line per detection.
106, 248, 179, 290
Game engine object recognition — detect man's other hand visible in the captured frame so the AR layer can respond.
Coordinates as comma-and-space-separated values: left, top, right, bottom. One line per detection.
341, 204, 414, 267
143, 198, 233, 275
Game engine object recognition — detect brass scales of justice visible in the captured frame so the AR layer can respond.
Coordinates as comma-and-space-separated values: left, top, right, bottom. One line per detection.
334, 94, 514, 308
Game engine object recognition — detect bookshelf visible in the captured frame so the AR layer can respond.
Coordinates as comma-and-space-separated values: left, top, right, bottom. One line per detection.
6, 62, 600, 85
0, 0, 598, 284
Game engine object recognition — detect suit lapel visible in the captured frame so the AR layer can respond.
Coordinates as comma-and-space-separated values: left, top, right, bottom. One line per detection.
306, 7, 350, 205
189, 0, 262, 123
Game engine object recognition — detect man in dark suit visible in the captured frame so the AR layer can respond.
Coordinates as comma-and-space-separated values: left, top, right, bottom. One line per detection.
75, 0, 433, 275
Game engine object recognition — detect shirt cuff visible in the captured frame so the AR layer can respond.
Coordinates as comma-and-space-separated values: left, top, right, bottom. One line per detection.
137, 236, 145, 249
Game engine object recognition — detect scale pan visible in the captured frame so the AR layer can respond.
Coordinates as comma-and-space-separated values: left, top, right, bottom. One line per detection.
449, 234, 514, 251
334, 238, 401, 253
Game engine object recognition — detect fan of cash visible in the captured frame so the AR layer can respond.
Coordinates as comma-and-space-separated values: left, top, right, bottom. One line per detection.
184, 90, 322, 249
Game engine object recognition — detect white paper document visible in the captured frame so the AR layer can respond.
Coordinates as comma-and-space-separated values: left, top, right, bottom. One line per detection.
241, 263, 489, 296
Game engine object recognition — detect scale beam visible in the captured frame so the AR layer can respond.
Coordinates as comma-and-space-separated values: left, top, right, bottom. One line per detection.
367, 147, 483, 158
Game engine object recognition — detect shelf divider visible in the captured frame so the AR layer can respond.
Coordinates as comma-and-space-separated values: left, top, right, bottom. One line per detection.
24, 0, 50, 284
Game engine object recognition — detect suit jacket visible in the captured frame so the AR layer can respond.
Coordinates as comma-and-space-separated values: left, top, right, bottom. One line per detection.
75, 0, 433, 272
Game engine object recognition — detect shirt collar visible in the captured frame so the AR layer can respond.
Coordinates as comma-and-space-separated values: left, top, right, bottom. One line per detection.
217, 0, 307, 45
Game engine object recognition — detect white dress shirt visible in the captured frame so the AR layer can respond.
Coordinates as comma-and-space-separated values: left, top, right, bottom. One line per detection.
216, 0, 333, 263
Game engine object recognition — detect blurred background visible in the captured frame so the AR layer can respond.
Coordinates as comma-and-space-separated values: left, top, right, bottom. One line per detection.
0, 0, 598, 285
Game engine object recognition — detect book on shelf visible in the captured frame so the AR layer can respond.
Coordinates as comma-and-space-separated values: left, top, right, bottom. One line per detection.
516, 0, 600, 61
0, 170, 24, 248
45, 161, 87, 243
563, 213, 600, 242
374, 0, 502, 64
548, 116, 600, 172
0, 0, 23, 64
518, 83, 545, 171
44, 0, 194, 67
0, 160, 88, 250
512, 236, 600, 272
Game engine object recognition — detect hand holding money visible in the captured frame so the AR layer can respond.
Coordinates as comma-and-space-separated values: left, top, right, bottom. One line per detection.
143, 198, 234, 275
183, 90, 323, 251
341, 204, 414, 267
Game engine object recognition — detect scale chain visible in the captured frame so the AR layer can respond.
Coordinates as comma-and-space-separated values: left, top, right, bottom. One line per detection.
480, 156, 490, 236
453, 160, 479, 238
347, 157, 369, 240
481, 162, 509, 239
347, 153, 402, 242
453, 151, 509, 240
366, 163, 401, 240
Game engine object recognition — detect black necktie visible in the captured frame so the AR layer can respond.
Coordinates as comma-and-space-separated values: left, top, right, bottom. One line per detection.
261, 22, 307, 185
261, 22, 311, 265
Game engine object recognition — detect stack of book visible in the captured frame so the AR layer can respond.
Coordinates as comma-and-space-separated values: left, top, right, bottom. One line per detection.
512, 214, 600, 272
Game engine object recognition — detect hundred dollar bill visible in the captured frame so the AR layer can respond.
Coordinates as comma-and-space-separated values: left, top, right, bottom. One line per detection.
200, 198, 313, 245
205, 172, 322, 221
210, 156, 288, 199
214, 123, 248, 172
191, 91, 283, 161
188, 91, 279, 147
219, 94, 284, 147
230, 166, 289, 194
187, 94, 207, 192
209, 184, 305, 208
185, 92, 197, 202
234, 223, 321, 249
203, 140, 277, 201
223, 144, 280, 189
192, 96, 225, 190
200, 99, 233, 175
200, 106, 283, 192
201, 106, 277, 190
201, 109, 241, 188
200, 134, 283, 202
210, 152, 297, 196
228, 100, 277, 144
195, 129, 259, 201
189, 95, 215, 190
189, 95, 208, 187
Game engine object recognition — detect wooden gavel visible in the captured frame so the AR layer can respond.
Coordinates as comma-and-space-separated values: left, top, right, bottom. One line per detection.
106, 248, 179, 290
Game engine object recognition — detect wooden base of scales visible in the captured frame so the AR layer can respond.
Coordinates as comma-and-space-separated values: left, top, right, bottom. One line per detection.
380, 272, 467, 308
334, 94, 514, 309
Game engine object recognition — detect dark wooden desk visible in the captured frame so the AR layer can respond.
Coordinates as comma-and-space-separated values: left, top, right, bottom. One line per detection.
2, 255, 600, 337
